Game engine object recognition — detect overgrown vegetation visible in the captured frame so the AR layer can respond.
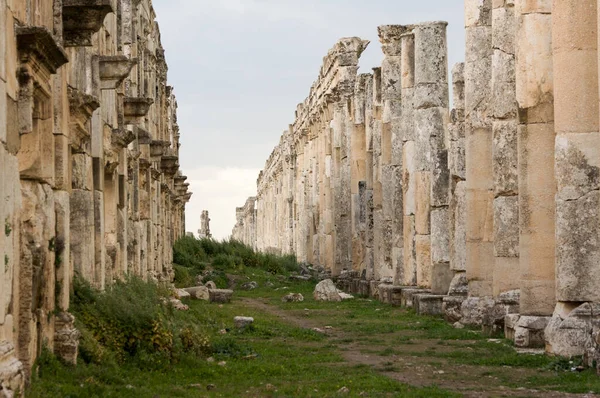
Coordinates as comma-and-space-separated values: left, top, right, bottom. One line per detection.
70, 276, 211, 369
172, 236, 299, 288
27, 238, 600, 396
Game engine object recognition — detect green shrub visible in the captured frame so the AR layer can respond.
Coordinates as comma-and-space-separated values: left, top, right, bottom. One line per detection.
201, 270, 229, 289
71, 275, 209, 367
173, 236, 208, 270
172, 236, 300, 277
173, 264, 195, 288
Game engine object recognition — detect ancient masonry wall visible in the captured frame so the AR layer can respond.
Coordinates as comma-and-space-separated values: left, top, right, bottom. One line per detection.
233, 0, 600, 364
0, 0, 191, 393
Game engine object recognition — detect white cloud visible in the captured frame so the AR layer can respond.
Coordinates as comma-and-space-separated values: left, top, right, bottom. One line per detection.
184, 166, 261, 240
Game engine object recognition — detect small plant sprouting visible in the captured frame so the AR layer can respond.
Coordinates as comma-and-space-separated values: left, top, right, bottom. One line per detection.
5, 218, 12, 237
4, 255, 9, 272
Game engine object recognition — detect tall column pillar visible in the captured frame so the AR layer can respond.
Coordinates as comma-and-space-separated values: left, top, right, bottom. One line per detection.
465, 0, 494, 300
546, 0, 599, 357
379, 25, 405, 283
414, 22, 452, 294
364, 75, 375, 282
492, 0, 520, 298
514, 0, 555, 338
351, 75, 369, 272
401, 32, 417, 287
371, 68, 385, 280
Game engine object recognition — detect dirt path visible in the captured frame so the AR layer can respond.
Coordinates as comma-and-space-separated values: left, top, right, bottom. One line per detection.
241, 298, 597, 398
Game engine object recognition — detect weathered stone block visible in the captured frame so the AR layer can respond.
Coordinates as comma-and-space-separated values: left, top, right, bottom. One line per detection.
400, 288, 431, 308
449, 181, 466, 271
431, 263, 453, 295
414, 294, 445, 316
493, 120, 518, 195
209, 289, 234, 304
415, 172, 430, 235
185, 286, 209, 301
493, 196, 519, 257
415, 235, 431, 288
556, 190, 600, 302
443, 296, 465, 323
514, 316, 549, 348
431, 208, 449, 264
234, 317, 254, 329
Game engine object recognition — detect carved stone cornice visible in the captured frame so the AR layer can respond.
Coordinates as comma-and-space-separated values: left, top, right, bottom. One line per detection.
63, 0, 115, 47
111, 128, 136, 148
151, 167, 161, 180
17, 27, 69, 100
160, 155, 179, 176
138, 158, 151, 171
123, 97, 154, 119
99, 55, 136, 90
135, 126, 152, 144
68, 87, 100, 148
150, 140, 170, 157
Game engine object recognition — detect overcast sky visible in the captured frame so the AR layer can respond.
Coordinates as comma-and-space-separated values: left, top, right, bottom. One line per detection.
153, 0, 466, 240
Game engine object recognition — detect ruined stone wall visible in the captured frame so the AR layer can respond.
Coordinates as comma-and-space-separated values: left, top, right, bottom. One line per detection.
234, 0, 600, 363
0, 0, 190, 393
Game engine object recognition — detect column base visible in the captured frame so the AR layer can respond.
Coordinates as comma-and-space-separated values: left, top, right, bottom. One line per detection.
414, 294, 445, 316
0, 341, 24, 396
545, 302, 600, 364
504, 315, 550, 348
53, 312, 80, 364
401, 288, 431, 308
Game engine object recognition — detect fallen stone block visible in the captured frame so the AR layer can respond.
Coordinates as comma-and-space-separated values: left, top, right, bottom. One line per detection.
234, 316, 254, 329
414, 294, 445, 316
185, 286, 209, 300
314, 279, 343, 302
281, 293, 304, 303
504, 314, 520, 342
241, 281, 258, 290
205, 281, 217, 290
339, 292, 354, 300
443, 295, 465, 323
514, 315, 549, 348
209, 289, 234, 304
175, 289, 191, 299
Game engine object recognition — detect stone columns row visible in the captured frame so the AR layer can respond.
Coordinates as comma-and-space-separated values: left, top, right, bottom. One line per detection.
0, 0, 191, 391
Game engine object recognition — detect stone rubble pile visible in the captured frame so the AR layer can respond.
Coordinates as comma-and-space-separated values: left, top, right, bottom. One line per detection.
0, 0, 191, 392
233, 1, 600, 366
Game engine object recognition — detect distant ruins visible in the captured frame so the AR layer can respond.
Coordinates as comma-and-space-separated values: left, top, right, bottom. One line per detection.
0, 0, 191, 393
198, 210, 212, 239
233, 0, 600, 366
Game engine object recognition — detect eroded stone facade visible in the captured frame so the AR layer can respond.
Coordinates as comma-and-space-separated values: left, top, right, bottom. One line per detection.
0, 0, 190, 393
233, 1, 600, 364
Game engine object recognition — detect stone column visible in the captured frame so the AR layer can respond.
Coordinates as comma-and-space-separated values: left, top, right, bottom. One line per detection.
515, 0, 555, 327
379, 25, 404, 283
414, 22, 452, 295
465, 0, 494, 300
364, 75, 375, 282
443, 63, 469, 323
371, 67, 385, 281
546, 0, 599, 357
351, 75, 369, 272
492, 0, 520, 298
401, 32, 417, 287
